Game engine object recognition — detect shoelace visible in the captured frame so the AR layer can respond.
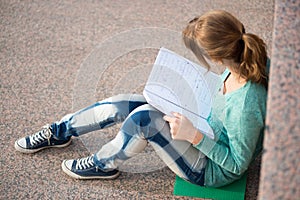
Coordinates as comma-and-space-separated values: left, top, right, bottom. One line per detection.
75, 155, 95, 170
29, 125, 52, 146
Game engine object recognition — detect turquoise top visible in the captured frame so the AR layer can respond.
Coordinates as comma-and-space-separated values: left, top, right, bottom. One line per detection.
194, 69, 267, 187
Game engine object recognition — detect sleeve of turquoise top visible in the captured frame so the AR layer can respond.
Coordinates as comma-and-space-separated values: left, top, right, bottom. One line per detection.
194, 104, 264, 175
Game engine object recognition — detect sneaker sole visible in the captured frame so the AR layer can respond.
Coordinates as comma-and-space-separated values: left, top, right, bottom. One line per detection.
61, 160, 120, 180
14, 139, 72, 154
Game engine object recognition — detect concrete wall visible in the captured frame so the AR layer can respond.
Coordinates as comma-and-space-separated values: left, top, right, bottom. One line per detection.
259, 0, 300, 199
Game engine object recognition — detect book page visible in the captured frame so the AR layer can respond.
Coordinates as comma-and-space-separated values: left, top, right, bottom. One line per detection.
143, 48, 221, 139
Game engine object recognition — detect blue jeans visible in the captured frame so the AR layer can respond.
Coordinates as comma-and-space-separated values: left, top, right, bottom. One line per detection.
51, 94, 206, 185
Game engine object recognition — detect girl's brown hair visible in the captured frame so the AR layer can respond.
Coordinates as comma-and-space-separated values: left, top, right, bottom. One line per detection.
183, 10, 268, 88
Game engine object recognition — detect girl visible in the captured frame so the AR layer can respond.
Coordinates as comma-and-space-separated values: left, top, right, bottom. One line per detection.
14, 10, 268, 187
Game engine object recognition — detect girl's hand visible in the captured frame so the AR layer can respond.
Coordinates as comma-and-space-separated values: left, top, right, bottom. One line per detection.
163, 112, 203, 144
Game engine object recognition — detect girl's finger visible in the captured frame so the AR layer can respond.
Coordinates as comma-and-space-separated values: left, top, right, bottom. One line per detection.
172, 112, 182, 118
163, 115, 176, 122
170, 129, 176, 139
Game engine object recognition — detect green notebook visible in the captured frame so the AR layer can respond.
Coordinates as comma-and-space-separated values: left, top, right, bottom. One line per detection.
173, 173, 247, 200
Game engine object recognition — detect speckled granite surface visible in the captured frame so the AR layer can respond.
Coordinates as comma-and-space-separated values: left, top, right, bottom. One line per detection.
259, 0, 300, 199
0, 0, 274, 199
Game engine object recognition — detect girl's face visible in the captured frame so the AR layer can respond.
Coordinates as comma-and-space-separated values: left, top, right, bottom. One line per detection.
202, 55, 227, 75
193, 44, 227, 75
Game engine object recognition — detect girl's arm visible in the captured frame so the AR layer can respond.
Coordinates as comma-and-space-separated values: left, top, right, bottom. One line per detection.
194, 110, 264, 175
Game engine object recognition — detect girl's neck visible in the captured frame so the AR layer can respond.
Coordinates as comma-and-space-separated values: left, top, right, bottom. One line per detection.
223, 67, 247, 95
229, 70, 246, 83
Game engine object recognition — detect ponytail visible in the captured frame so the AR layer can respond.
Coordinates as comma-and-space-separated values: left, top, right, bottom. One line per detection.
240, 33, 268, 89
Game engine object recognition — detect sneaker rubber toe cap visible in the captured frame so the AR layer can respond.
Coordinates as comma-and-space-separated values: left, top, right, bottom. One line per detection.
14, 137, 28, 151
63, 159, 74, 170
16, 138, 27, 148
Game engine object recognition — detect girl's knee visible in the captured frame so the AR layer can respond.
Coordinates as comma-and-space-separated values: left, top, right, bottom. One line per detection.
129, 104, 164, 126
122, 104, 168, 138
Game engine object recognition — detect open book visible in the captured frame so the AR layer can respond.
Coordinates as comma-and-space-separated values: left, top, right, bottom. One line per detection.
143, 47, 221, 139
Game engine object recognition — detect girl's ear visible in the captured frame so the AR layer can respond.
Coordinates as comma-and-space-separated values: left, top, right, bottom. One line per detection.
217, 60, 223, 65
211, 59, 223, 65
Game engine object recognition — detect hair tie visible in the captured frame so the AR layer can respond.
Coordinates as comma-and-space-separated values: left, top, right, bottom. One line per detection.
242, 25, 246, 34
240, 25, 246, 40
